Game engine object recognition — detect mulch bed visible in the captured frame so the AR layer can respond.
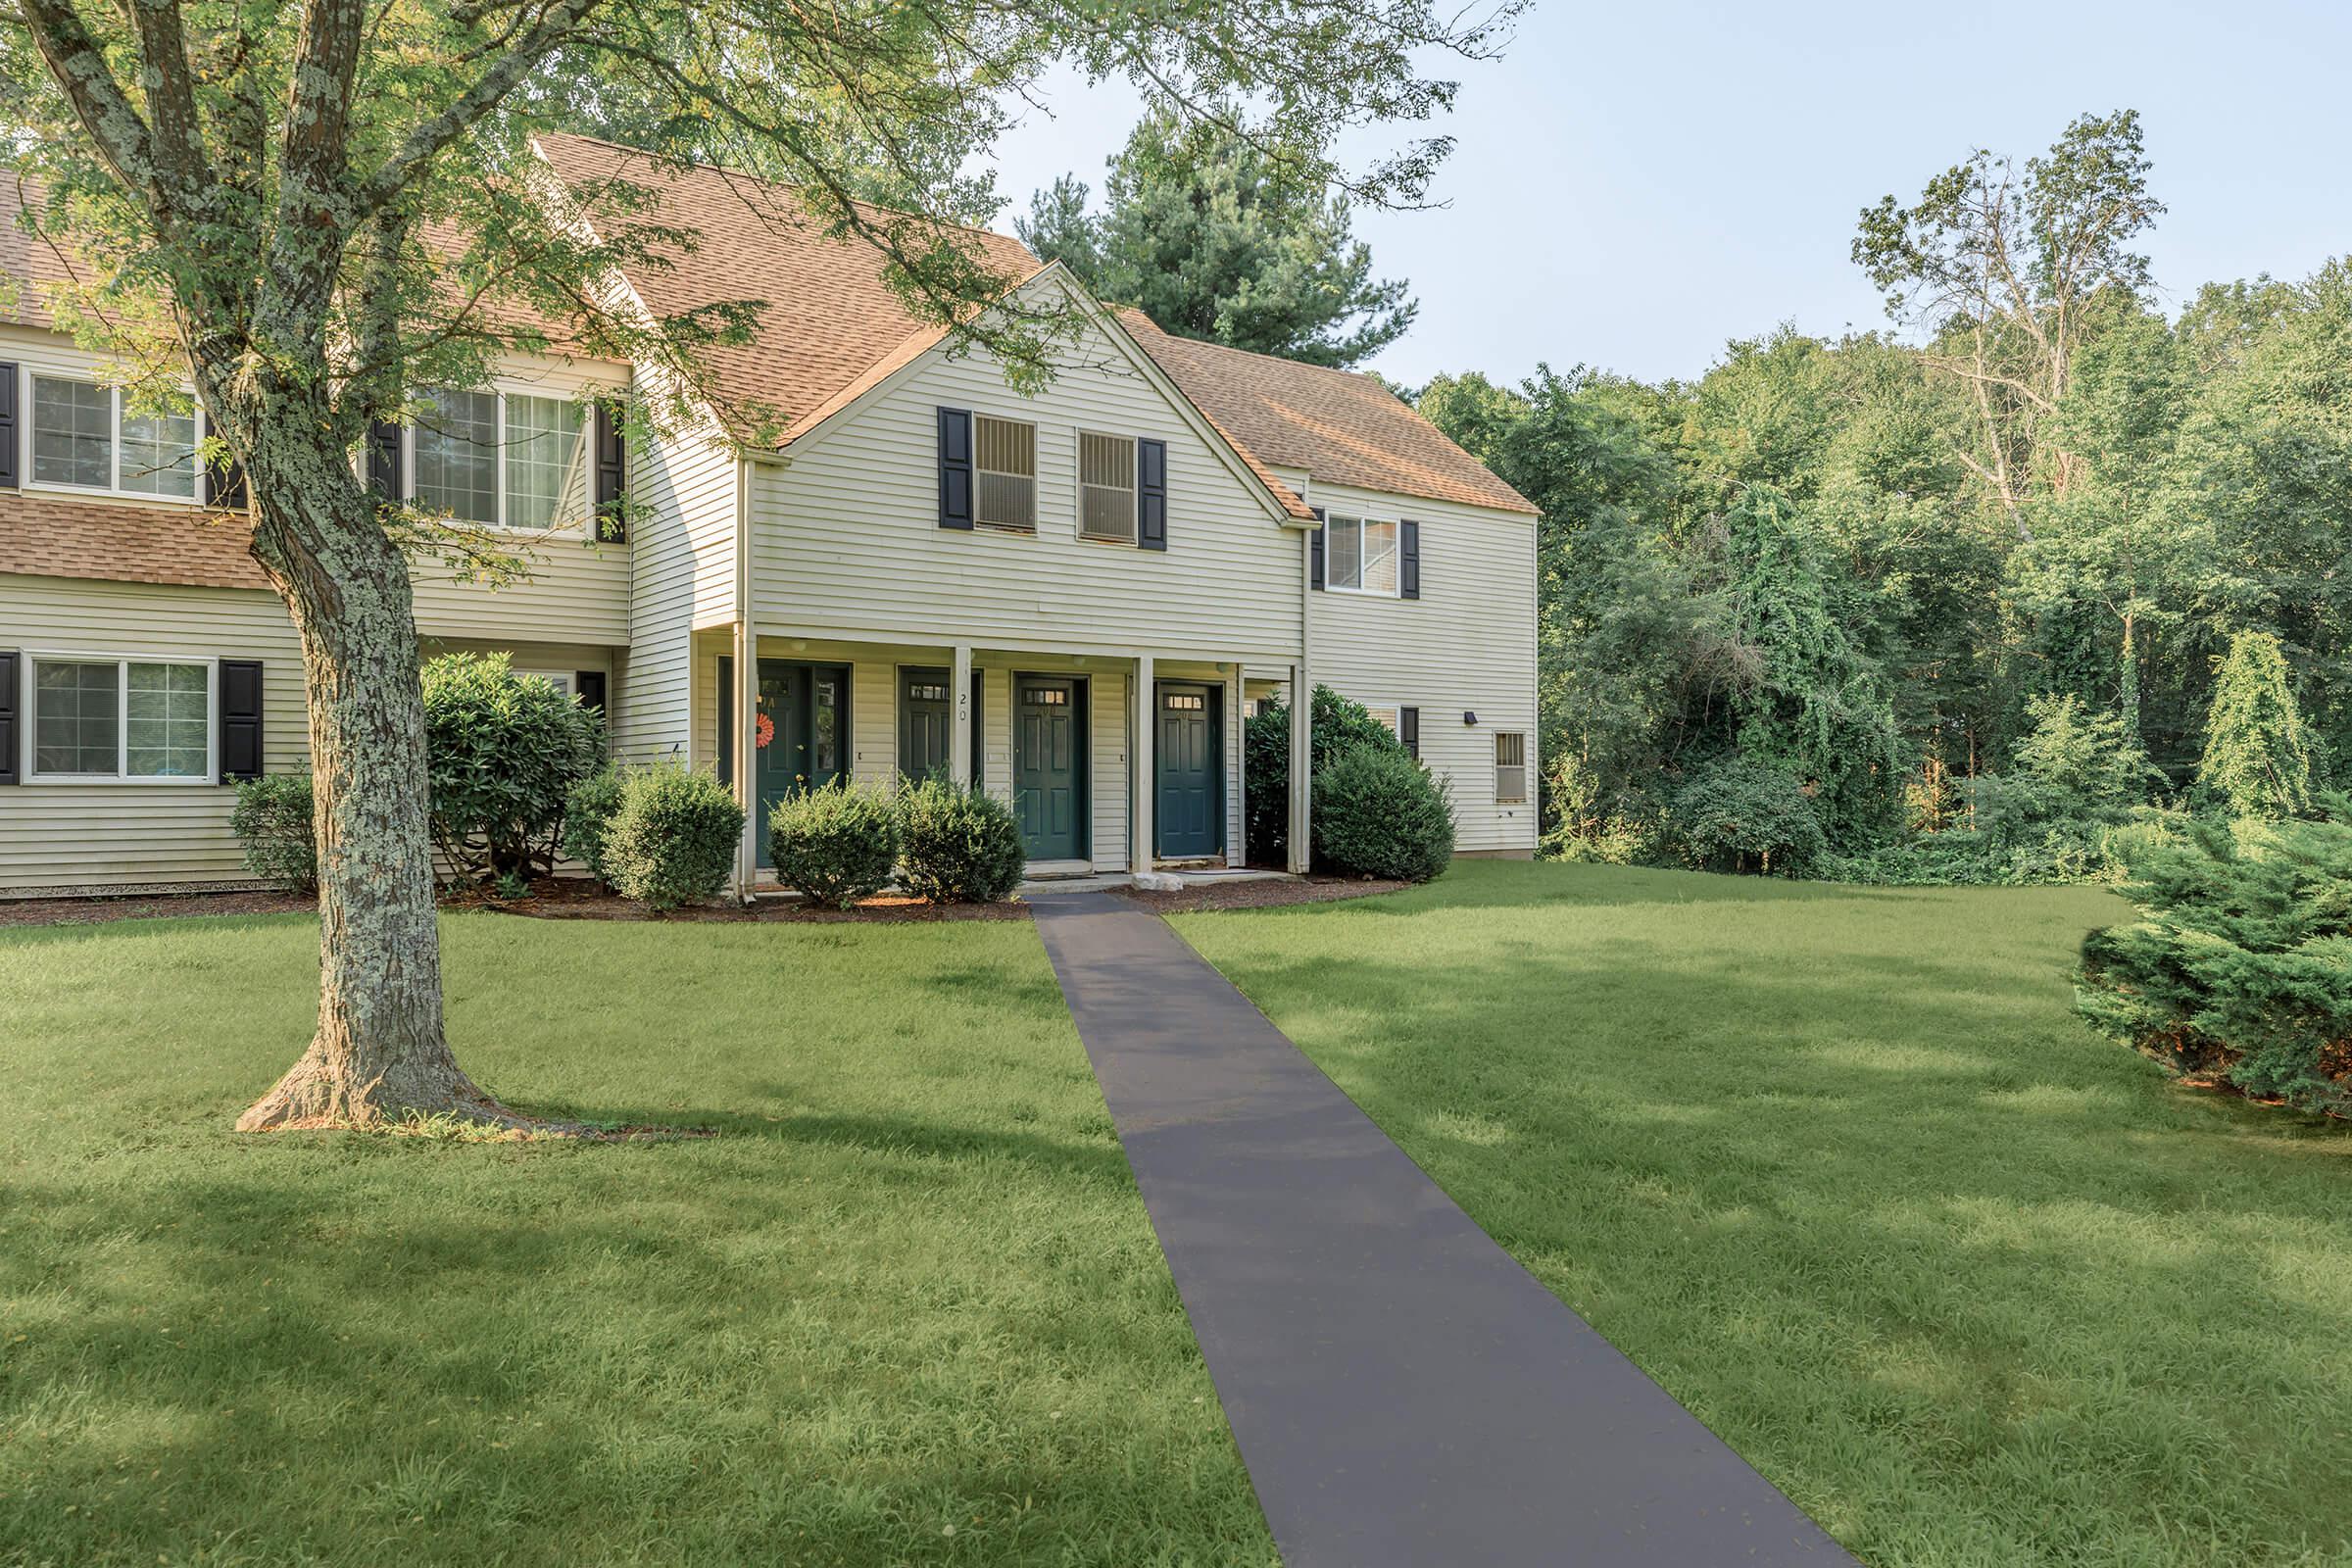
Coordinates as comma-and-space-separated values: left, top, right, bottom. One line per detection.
1116, 874, 1411, 913
479, 880, 1031, 923
0, 889, 315, 928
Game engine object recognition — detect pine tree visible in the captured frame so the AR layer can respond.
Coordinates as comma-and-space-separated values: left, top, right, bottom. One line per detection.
2198, 632, 2318, 818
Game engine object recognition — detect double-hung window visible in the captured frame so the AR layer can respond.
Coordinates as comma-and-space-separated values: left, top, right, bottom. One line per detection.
407, 386, 590, 530
1078, 431, 1138, 542
29, 656, 213, 780
1325, 514, 1399, 595
27, 373, 200, 500
1494, 732, 1528, 804
973, 414, 1037, 529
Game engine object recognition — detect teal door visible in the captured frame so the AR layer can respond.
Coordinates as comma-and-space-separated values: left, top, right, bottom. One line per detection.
722, 658, 850, 866
900, 668, 952, 782
1013, 675, 1085, 860
1155, 682, 1221, 859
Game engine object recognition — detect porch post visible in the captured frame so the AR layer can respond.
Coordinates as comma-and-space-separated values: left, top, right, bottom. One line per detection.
1133, 653, 1154, 872
1228, 661, 1246, 867
1287, 663, 1310, 874
949, 643, 973, 787
734, 623, 760, 897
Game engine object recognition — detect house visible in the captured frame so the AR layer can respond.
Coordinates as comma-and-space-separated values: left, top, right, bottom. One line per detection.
0, 136, 1540, 897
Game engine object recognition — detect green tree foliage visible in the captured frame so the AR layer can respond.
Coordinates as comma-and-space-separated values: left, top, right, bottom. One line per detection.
1243, 685, 1410, 864
2198, 632, 2319, 819
1019, 106, 1417, 367
2078, 805, 2352, 1117
1668, 755, 1826, 878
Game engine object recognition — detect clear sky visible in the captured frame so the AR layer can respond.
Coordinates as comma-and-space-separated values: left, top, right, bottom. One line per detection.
981, 0, 2352, 389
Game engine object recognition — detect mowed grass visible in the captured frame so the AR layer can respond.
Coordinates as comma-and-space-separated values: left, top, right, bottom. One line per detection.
1175, 861, 2352, 1568
0, 912, 1273, 1568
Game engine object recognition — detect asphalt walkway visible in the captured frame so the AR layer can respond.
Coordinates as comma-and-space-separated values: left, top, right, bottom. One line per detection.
1031, 890, 1857, 1568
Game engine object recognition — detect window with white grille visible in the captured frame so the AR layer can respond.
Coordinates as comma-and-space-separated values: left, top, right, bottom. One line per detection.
1494, 732, 1528, 804
1079, 431, 1137, 542
974, 415, 1036, 529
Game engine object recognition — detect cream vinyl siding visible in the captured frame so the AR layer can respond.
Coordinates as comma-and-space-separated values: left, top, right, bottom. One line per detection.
748, 307, 1305, 665
0, 574, 303, 891
1303, 480, 1539, 855
613, 413, 739, 766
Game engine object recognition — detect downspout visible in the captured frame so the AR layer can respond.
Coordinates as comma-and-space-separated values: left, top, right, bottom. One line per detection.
733, 451, 757, 902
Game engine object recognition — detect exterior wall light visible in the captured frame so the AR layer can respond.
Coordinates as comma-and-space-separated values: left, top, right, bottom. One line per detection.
1462, 710, 1478, 726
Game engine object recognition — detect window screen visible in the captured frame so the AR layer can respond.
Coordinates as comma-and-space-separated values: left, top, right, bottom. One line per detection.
974, 415, 1036, 528
1494, 732, 1528, 803
32, 377, 114, 489
505, 395, 586, 529
33, 660, 120, 774
118, 395, 199, 498
1080, 432, 1137, 541
124, 662, 209, 777
414, 387, 500, 523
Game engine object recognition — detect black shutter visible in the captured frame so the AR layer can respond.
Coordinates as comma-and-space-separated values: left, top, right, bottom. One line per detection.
366, 419, 403, 500
0, 363, 18, 488
1308, 506, 1326, 591
937, 407, 973, 529
219, 660, 264, 781
594, 402, 627, 542
0, 650, 17, 784
1400, 518, 1421, 600
575, 670, 607, 714
1399, 707, 1419, 760
204, 451, 247, 511
1137, 438, 1167, 551
716, 655, 734, 785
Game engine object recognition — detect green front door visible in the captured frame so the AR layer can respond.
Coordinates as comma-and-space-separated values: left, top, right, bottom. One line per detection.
1013, 675, 1085, 861
900, 668, 952, 783
726, 658, 849, 866
1155, 682, 1222, 859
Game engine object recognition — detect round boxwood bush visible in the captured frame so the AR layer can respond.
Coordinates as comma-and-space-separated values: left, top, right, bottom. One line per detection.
769, 779, 901, 909
897, 777, 1026, 904
603, 763, 744, 910
1670, 755, 1826, 877
229, 772, 318, 895
562, 764, 627, 888
1311, 745, 1454, 882
1245, 685, 1411, 865
420, 652, 605, 885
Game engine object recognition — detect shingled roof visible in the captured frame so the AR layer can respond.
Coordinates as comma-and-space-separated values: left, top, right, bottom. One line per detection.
0, 492, 265, 592
1117, 311, 1538, 516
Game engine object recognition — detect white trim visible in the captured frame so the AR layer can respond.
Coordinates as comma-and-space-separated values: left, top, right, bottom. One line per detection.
21, 649, 220, 785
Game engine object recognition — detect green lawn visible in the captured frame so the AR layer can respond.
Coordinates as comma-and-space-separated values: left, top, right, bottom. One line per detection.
0, 912, 1273, 1567
1175, 861, 2352, 1568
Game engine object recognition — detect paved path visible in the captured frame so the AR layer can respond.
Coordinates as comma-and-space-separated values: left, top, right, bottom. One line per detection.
1031, 891, 1858, 1568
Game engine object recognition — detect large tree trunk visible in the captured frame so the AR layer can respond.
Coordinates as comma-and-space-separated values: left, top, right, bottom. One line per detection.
233, 429, 515, 1132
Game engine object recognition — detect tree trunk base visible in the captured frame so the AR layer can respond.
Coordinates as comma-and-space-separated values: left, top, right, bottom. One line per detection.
235, 1039, 528, 1132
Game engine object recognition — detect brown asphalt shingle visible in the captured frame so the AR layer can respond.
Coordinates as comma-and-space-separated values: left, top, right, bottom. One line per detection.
1118, 310, 1539, 516
0, 491, 267, 592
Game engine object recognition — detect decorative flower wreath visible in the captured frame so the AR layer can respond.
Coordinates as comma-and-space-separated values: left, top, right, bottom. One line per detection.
755, 712, 775, 750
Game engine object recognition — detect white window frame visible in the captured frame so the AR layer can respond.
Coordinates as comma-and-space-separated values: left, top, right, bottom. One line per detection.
403, 384, 593, 535
1494, 731, 1529, 805
1325, 514, 1401, 597
22, 650, 220, 785
1076, 429, 1139, 544
21, 367, 207, 504
971, 412, 1038, 531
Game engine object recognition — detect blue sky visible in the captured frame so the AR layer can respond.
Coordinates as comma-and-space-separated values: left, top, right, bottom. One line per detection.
983, 0, 2352, 388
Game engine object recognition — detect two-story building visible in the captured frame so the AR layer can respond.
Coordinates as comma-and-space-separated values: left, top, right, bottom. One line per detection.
0, 134, 1538, 897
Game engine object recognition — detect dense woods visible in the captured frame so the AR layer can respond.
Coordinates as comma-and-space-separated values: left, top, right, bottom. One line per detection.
1403, 111, 2350, 881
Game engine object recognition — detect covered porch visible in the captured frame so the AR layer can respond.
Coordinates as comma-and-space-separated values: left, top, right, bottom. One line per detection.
691, 628, 1309, 894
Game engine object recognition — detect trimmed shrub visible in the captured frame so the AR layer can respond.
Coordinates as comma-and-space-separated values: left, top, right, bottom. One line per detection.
2077, 801, 2352, 1117
603, 763, 743, 910
421, 653, 605, 885
768, 779, 901, 909
1245, 686, 1410, 865
1669, 755, 1826, 877
897, 778, 1026, 905
1311, 745, 1454, 882
229, 773, 318, 895
562, 765, 627, 888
